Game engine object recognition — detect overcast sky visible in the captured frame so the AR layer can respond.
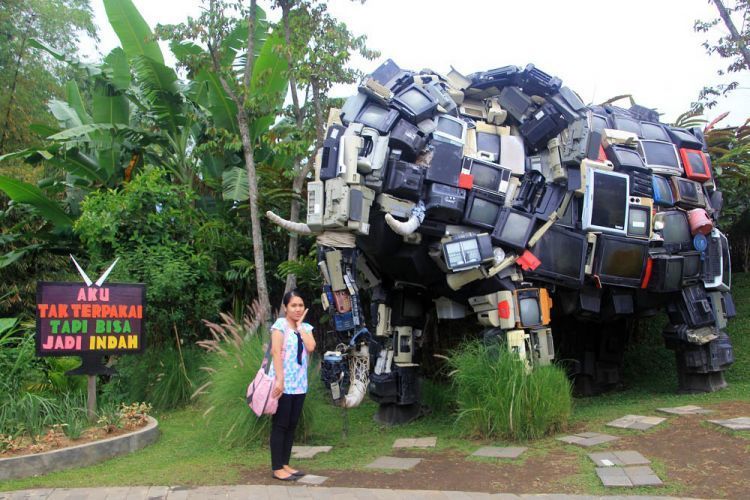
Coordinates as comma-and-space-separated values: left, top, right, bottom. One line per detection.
87, 0, 750, 127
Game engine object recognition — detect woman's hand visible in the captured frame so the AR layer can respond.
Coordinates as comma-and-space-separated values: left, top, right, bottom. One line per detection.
272, 377, 284, 399
294, 308, 309, 332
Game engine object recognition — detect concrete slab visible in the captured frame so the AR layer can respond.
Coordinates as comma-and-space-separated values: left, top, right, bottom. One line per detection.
656, 405, 713, 415
709, 417, 750, 430
471, 446, 527, 459
596, 467, 632, 487
613, 450, 650, 465
557, 432, 618, 447
297, 474, 329, 485
623, 465, 663, 486
291, 446, 333, 459
606, 414, 665, 430
392, 437, 437, 448
366, 456, 422, 470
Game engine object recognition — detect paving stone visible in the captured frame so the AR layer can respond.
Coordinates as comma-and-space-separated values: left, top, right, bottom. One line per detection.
471, 446, 527, 459
393, 437, 437, 448
146, 486, 169, 499
557, 432, 618, 447
596, 467, 632, 487
7, 491, 55, 500
623, 465, 663, 486
613, 450, 650, 465
606, 415, 666, 430
297, 474, 329, 485
366, 456, 422, 470
656, 404, 713, 415
291, 445, 333, 459
709, 417, 750, 430
588, 452, 622, 467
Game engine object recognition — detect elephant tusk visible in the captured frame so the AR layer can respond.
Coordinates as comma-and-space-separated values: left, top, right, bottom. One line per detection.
265, 211, 312, 235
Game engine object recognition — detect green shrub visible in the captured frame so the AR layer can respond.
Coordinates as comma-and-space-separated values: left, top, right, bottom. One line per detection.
101, 345, 206, 410
59, 392, 88, 439
197, 311, 324, 448
447, 340, 571, 441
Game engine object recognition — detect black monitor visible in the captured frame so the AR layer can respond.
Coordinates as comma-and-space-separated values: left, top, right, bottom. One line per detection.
612, 115, 641, 136
654, 210, 692, 252
392, 84, 438, 123
390, 289, 425, 327
667, 126, 703, 150
637, 140, 682, 175
605, 145, 647, 172
425, 140, 463, 187
557, 195, 582, 229
491, 208, 537, 250
670, 177, 706, 209
464, 157, 511, 194
593, 234, 648, 288
647, 254, 684, 293
582, 168, 630, 235
590, 113, 609, 134
640, 121, 670, 142
356, 103, 400, 134
681, 251, 701, 285
463, 190, 503, 230
527, 225, 587, 287
627, 203, 652, 239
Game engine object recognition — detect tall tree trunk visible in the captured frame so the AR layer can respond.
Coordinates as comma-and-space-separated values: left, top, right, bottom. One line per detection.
0, 20, 31, 154
712, 0, 750, 71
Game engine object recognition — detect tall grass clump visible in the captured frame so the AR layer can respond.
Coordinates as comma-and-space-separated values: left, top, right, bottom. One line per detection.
195, 304, 324, 448
448, 340, 571, 440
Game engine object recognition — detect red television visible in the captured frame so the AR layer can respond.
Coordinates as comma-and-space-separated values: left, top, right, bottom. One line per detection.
679, 148, 712, 182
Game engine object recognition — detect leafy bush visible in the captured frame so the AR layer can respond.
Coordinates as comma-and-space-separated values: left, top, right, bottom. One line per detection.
75, 167, 224, 346
196, 308, 324, 448
447, 340, 571, 440
101, 345, 206, 410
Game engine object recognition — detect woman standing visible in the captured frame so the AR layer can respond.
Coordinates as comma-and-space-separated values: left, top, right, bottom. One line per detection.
268, 290, 316, 481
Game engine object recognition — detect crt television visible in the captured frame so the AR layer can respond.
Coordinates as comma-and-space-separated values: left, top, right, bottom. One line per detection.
652, 175, 675, 207
654, 209, 693, 252
433, 114, 467, 147
512, 288, 552, 328
637, 140, 682, 176
392, 84, 438, 123
356, 103, 400, 134
526, 225, 587, 287
593, 234, 648, 288
639, 121, 670, 142
463, 190, 503, 230
464, 157, 511, 194
612, 115, 642, 136
442, 233, 493, 272
679, 148, 712, 182
491, 208, 537, 250
582, 168, 630, 235
670, 176, 706, 209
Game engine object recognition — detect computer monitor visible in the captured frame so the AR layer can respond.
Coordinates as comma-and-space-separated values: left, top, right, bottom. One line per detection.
590, 113, 609, 133
637, 140, 682, 176
652, 175, 675, 207
463, 190, 503, 230
425, 140, 463, 187
667, 126, 703, 150
442, 233, 494, 271
433, 114, 467, 147
392, 84, 438, 123
612, 115, 641, 136
670, 176, 706, 209
526, 225, 587, 287
681, 251, 701, 285
464, 157, 511, 194
476, 131, 501, 162
390, 289, 425, 328
647, 254, 684, 292
627, 198, 652, 239
639, 121, 670, 142
605, 145, 647, 172
356, 103, 399, 134
654, 210, 692, 252
582, 168, 630, 235
593, 234, 648, 288
512, 288, 552, 328
679, 148, 712, 182
491, 208, 537, 250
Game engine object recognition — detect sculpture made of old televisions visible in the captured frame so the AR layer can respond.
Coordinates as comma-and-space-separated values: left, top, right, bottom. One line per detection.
267, 60, 735, 423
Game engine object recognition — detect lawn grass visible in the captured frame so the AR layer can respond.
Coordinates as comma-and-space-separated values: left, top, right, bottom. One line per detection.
2, 273, 748, 493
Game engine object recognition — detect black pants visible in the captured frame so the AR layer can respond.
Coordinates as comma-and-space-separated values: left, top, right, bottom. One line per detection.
270, 393, 306, 471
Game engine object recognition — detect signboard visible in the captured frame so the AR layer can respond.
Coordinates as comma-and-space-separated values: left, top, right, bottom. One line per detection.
36, 282, 146, 356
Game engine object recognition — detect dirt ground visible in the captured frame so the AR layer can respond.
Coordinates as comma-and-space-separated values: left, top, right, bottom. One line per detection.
239, 401, 750, 499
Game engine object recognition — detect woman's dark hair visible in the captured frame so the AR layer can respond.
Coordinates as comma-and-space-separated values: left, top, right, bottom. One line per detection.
282, 289, 304, 307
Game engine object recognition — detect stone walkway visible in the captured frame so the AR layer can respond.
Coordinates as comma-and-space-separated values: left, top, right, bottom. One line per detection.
0, 486, 702, 499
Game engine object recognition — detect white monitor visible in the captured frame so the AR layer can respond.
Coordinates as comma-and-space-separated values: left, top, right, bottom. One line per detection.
432, 114, 467, 147
582, 168, 630, 235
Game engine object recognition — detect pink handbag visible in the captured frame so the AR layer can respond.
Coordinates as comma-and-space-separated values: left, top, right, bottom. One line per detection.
246, 339, 279, 416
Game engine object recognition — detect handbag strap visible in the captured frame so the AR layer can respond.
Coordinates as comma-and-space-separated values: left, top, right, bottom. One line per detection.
261, 324, 288, 375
